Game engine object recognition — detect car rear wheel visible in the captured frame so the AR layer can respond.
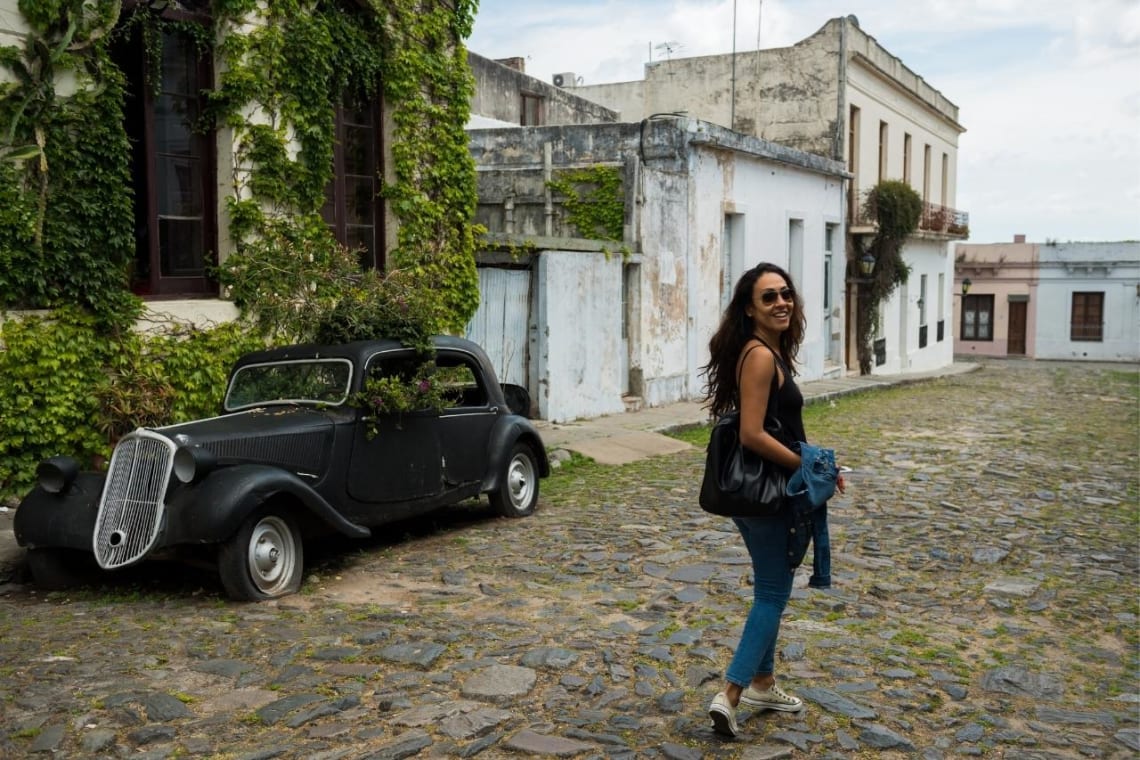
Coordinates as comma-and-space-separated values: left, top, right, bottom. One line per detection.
489, 443, 539, 518
26, 548, 97, 591
218, 510, 303, 601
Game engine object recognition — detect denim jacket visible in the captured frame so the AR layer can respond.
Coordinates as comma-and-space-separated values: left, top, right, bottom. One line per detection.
786, 442, 839, 509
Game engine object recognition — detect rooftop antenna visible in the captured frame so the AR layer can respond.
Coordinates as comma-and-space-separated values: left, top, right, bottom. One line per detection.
654, 41, 683, 62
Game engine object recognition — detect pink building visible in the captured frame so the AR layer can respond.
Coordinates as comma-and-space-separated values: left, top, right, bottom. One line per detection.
953, 235, 1038, 357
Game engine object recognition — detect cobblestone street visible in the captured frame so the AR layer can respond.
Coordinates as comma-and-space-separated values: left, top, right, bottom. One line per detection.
1, 359, 1137, 759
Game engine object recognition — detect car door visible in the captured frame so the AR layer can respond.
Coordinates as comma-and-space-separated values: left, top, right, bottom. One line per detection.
346, 349, 443, 507
436, 350, 498, 488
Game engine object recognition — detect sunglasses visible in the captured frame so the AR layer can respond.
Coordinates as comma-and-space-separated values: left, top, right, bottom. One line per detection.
757, 287, 795, 305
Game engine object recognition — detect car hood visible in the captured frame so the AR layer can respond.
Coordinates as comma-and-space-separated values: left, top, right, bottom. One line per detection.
155, 406, 337, 476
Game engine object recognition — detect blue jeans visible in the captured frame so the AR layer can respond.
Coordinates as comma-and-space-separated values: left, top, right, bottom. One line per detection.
725, 516, 795, 687
809, 505, 831, 588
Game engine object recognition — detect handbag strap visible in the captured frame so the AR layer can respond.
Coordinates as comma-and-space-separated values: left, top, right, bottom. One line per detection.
735, 340, 782, 421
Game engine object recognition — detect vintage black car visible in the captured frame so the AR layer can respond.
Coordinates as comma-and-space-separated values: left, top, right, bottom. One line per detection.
14, 337, 549, 600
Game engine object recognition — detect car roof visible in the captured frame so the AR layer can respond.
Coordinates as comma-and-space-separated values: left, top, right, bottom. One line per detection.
231, 336, 492, 370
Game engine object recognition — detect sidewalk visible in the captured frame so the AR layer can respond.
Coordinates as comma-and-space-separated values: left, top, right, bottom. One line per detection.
535, 361, 981, 465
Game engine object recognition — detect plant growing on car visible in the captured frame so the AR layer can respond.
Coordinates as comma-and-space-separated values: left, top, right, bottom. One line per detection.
353, 362, 449, 438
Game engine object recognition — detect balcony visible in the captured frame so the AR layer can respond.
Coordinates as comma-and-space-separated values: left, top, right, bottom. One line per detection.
848, 189, 969, 239
920, 202, 970, 238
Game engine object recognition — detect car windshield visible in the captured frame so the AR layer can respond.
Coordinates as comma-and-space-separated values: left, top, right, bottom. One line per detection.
224, 359, 353, 411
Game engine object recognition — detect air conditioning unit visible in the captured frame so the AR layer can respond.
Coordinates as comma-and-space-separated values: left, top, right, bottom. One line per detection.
552, 72, 576, 88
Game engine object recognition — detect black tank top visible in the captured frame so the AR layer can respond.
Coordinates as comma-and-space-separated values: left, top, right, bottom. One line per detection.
745, 339, 806, 445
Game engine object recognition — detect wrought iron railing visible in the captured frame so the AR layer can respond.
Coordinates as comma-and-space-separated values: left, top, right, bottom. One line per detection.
848, 189, 969, 238
920, 202, 970, 237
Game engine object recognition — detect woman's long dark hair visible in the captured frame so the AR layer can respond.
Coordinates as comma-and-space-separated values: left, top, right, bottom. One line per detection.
701, 262, 806, 417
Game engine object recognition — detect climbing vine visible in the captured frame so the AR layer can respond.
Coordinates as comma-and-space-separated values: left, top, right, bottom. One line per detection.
546, 165, 625, 243
212, 0, 480, 342
0, 0, 139, 326
855, 180, 921, 374
0, 0, 483, 499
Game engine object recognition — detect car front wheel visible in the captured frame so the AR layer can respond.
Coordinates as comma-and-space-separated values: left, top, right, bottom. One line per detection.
489, 443, 539, 518
218, 510, 303, 601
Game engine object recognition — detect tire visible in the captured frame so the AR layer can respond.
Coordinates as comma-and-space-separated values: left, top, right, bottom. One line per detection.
489, 442, 539, 518
26, 548, 97, 591
218, 510, 303, 601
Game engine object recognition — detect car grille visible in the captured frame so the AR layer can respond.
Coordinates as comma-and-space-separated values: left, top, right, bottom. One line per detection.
93, 430, 176, 569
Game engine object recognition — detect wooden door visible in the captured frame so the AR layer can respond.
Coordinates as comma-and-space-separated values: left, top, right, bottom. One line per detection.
1008, 301, 1027, 355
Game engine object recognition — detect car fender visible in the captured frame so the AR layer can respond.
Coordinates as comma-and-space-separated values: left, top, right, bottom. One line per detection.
163, 465, 371, 544
13, 473, 104, 552
481, 417, 551, 494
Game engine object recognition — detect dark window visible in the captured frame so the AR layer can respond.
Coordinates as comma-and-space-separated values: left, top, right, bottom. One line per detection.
521, 92, 544, 126
323, 100, 384, 270
873, 338, 887, 366
113, 5, 216, 296
918, 324, 928, 349
1071, 292, 1104, 341
961, 294, 994, 341
937, 319, 945, 342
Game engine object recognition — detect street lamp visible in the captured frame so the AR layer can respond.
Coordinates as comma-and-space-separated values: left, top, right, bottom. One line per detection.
859, 252, 876, 278
961, 277, 972, 296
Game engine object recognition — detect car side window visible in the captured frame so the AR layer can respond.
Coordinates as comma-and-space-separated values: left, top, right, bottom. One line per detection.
437, 355, 487, 409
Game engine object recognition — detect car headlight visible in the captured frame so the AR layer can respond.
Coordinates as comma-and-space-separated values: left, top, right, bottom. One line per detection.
37, 456, 79, 494
173, 446, 216, 484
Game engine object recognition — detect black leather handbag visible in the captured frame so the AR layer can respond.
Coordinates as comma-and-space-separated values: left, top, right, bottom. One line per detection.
699, 343, 789, 518
699, 410, 788, 518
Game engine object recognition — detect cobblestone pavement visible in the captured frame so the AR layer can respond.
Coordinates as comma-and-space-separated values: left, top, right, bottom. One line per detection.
1, 360, 1137, 759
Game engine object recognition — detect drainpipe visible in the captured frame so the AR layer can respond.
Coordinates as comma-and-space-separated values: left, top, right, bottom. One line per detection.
834, 18, 847, 162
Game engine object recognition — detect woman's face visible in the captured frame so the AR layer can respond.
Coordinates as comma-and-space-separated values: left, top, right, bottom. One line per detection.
746, 271, 795, 335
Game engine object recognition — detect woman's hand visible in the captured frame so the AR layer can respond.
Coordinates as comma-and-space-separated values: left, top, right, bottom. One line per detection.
836, 473, 847, 494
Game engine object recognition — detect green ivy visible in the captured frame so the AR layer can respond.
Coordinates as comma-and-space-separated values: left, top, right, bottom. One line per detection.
0, 311, 264, 500
0, 0, 483, 498
0, 310, 113, 498
213, 0, 481, 338
546, 166, 625, 242
0, 0, 139, 327
855, 180, 921, 374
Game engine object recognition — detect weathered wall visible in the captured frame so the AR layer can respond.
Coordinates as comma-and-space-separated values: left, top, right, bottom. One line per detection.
533, 251, 627, 421
1034, 242, 1140, 361
468, 52, 620, 126
573, 41, 840, 159
468, 118, 848, 417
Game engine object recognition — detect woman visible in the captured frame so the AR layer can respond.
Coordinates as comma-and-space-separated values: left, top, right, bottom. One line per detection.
700, 262, 843, 737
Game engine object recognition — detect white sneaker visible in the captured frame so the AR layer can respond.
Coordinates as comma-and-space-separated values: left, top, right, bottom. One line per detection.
707, 691, 739, 737
740, 682, 804, 712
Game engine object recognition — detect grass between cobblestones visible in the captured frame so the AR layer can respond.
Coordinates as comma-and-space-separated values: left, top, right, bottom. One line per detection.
0, 361, 1136, 757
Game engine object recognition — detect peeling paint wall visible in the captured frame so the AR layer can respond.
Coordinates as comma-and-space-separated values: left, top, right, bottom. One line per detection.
534, 251, 627, 422
468, 119, 847, 418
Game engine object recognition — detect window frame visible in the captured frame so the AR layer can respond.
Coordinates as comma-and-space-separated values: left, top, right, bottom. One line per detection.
116, 1, 217, 297
1070, 292, 1104, 342
961, 293, 995, 342
323, 98, 385, 271
520, 91, 544, 126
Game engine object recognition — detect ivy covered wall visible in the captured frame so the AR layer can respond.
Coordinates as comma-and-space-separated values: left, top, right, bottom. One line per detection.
0, 0, 482, 499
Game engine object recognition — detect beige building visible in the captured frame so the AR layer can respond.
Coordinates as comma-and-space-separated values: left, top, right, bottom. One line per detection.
566, 15, 969, 374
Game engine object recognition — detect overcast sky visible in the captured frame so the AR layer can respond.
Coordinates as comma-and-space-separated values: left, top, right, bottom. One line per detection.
468, 0, 1140, 245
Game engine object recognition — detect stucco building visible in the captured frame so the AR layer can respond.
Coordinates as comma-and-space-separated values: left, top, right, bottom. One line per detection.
955, 238, 1140, 362
565, 15, 969, 375
466, 116, 847, 422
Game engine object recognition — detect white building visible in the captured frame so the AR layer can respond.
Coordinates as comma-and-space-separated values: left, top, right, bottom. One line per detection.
1034, 242, 1140, 362
467, 118, 847, 422
566, 15, 968, 375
